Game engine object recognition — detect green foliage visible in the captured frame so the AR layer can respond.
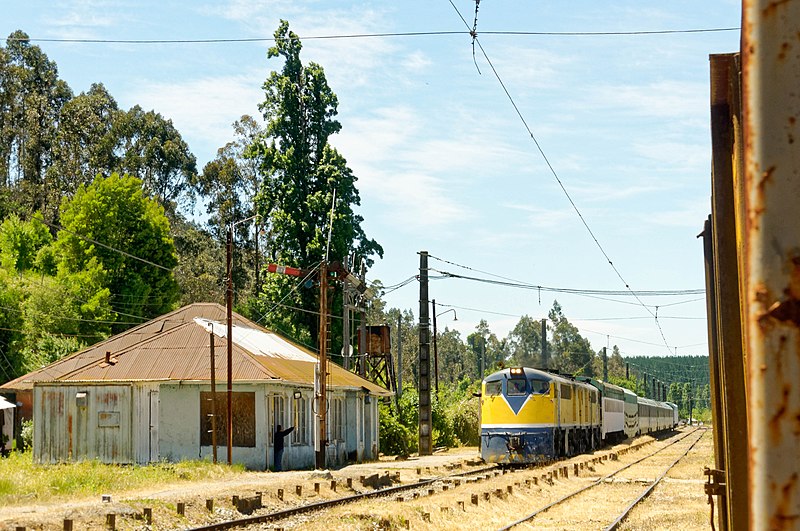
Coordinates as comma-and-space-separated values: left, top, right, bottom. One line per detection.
0, 213, 52, 272
378, 402, 415, 456
56, 173, 179, 328
247, 20, 382, 351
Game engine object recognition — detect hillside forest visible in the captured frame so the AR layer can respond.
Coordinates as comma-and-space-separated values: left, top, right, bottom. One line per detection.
0, 25, 710, 452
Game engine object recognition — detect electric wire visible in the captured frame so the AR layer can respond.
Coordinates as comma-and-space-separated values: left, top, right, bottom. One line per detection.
7, 27, 740, 45
447, 0, 676, 354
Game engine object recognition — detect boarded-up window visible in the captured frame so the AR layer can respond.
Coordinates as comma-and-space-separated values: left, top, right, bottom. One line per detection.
200, 392, 256, 447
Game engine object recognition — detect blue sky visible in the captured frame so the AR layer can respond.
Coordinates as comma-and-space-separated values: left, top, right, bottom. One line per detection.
4, 1, 742, 357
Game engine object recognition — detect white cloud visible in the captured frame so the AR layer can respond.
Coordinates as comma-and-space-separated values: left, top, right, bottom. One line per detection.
126, 74, 264, 165
590, 80, 707, 121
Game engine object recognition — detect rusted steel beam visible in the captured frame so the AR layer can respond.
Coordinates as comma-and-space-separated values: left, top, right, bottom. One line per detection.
742, 0, 800, 527
709, 51, 750, 530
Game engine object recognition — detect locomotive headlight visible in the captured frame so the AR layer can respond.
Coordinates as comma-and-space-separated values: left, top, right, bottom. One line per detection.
510, 367, 523, 376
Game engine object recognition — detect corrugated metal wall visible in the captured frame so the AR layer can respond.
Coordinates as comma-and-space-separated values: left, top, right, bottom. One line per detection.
34, 383, 133, 464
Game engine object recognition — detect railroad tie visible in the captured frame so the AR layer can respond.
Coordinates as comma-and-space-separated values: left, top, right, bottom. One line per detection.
296, 485, 302, 496
105, 513, 115, 530
177, 502, 185, 516
63, 520, 73, 531
206, 499, 214, 511
143, 508, 152, 524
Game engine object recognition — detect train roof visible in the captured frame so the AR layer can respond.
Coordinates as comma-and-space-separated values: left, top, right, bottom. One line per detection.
575, 376, 628, 394
637, 396, 674, 408
484, 367, 596, 391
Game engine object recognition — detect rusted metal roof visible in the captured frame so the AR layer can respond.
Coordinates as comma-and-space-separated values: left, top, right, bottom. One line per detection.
2, 303, 389, 396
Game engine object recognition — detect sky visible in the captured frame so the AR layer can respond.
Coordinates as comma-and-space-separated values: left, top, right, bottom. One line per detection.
4, 1, 743, 358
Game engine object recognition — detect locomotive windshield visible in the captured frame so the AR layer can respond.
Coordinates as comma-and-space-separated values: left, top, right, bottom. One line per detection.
530, 378, 550, 395
507, 378, 527, 396
485, 380, 502, 396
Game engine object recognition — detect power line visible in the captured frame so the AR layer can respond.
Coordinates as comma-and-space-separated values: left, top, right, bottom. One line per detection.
447, 0, 677, 355
431, 268, 704, 297
6, 27, 740, 45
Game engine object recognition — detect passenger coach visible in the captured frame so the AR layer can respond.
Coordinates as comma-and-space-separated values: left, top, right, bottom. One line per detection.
480, 367, 601, 463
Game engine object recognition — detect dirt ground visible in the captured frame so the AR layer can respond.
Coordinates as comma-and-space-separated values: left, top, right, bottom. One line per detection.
0, 432, 716, 531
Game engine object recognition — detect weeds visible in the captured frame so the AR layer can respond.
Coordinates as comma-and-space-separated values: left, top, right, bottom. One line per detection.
0, 451, 245, 506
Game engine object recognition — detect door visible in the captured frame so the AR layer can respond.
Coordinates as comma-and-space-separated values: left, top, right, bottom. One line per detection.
149, 390, 159, 462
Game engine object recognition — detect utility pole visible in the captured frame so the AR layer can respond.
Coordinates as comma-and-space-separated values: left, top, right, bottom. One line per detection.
626, 362, 629, 380
418, 251, 432, 456
480, 335, 485, 379
210, 328, 217, 464
540, 318, 548, 368
342, 258, 352, 370
432, 299, 439, 395
316, 261, 329, 469
602, 347, 608, 382
226, 224, 233, 466
396, 313, 402, 405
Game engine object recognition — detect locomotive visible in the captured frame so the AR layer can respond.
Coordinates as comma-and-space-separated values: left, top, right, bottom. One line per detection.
480, 366, 678, 464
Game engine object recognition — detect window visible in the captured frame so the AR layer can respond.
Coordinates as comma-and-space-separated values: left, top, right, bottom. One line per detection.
200, 392, 256, 447
561, 384, 572, 400
329, 398, 344, 442
507, 378, 527, 396
292, 396, 308, 445
530, 378, 550, 395
269, 395, 286, 446
485, 381, 502, 396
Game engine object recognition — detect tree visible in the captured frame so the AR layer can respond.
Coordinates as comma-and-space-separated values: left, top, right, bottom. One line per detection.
113, 105, 197, 218
549, 300, 594, 376
48, 83, 120, 196
0, 31, 73, 223
56, 173, 179, 329
247, 20, 382, 347
194, 116, 263, 298
506, 315, 542, 368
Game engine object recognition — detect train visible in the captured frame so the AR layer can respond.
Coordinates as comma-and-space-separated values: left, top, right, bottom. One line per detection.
480, 367, 679, 464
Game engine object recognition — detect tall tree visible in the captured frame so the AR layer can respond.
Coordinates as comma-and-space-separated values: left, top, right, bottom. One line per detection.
247, 20, 382, 347
0, 31, 72, 223
56, 173, 179, 329
548, 300, 594, 376
113, 105, 197, 218
48, 83, 119, 196
506, 315, 542, 368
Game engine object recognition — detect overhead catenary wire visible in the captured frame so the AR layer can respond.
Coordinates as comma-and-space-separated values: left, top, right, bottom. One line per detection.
446, 0, 677, 355
6, 27, 741, 45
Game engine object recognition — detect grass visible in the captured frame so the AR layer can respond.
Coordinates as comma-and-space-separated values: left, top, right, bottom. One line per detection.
0, 450, 246, 506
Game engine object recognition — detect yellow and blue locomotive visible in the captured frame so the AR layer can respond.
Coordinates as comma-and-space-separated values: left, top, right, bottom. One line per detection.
480, 367, 601, 463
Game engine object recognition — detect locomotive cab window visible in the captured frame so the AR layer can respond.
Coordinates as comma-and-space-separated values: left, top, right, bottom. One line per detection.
485, 381, 502, 396
507, 378, 527, 396
529, 378, 550, 395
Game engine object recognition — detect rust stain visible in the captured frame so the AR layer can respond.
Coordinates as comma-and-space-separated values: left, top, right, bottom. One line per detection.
768, 299, 800, 325
769, 472, 800, 529
778, 41, 791, 61
759, 166, 777, 192
770, 384, 790, 441
763, 0, 792, 18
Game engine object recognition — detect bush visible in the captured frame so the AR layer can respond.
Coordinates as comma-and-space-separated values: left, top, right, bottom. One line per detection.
20, 419, 33, 451
378, 403, 416, 456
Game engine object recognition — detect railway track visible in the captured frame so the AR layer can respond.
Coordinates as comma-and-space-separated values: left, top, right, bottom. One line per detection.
187, 463, 500, 530
497, 427, 707, 530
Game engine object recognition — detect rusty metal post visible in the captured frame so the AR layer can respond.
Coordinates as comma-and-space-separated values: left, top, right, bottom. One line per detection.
710, 52, 750, 530
743, 2, 800, 527
316, 262, 328, 470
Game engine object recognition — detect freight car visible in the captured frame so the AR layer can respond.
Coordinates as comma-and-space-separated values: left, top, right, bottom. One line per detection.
480, 367, 677, 464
